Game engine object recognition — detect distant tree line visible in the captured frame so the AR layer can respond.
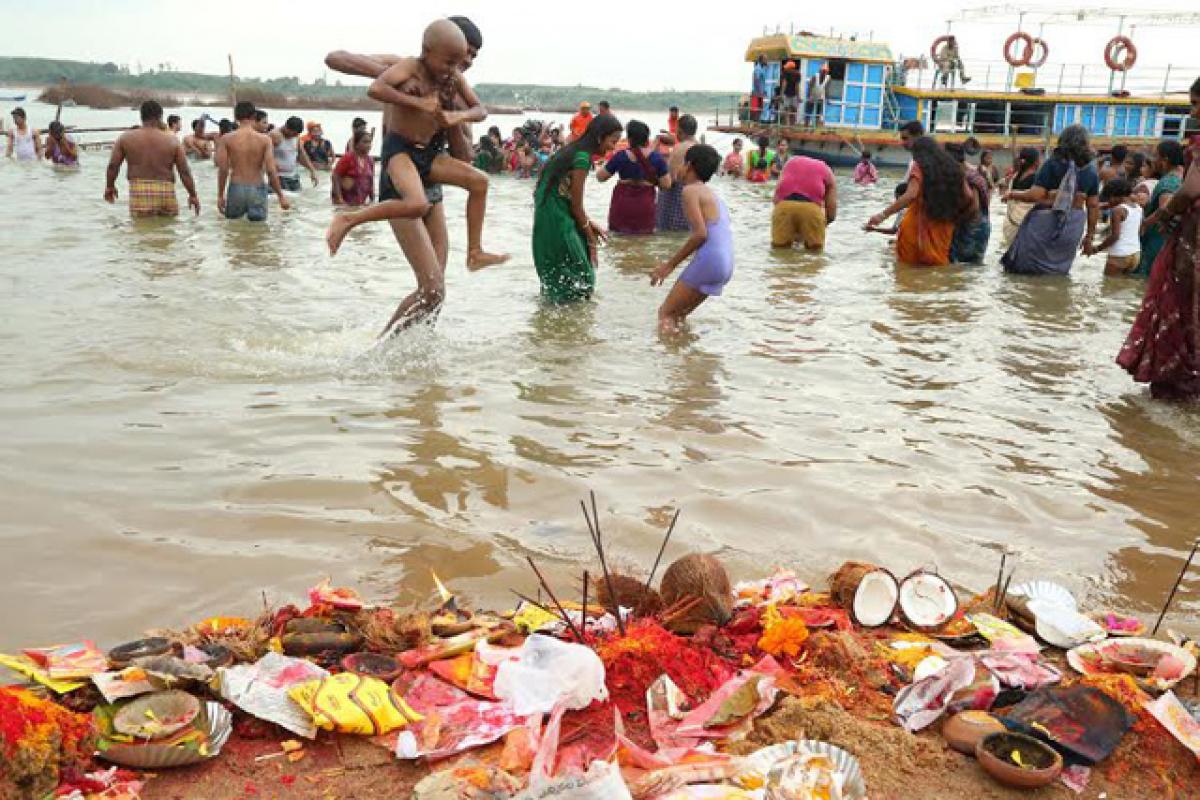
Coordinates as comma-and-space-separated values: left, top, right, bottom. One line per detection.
1, 57, 738, 112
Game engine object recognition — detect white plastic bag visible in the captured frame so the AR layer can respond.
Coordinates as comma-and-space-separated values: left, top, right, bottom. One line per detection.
493, 634, 607, 717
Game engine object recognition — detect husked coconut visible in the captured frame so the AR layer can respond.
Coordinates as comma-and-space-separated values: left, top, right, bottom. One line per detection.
594, 573, 663, 618
659, 553, 733, 634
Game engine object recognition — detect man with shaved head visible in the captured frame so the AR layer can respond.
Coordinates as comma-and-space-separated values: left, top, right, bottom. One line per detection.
324, 16, 507, 271
326, 20, 501, 336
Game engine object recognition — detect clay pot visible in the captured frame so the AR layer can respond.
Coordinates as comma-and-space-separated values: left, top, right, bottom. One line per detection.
942, 711, 1006, 755
282, 619, 363, 657
341, 652, 403, 683
976, 732, 1062, 789
108, 637, 173, 669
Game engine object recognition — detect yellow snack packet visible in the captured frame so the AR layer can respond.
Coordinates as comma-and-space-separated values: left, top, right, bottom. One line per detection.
287, 673, 422, 736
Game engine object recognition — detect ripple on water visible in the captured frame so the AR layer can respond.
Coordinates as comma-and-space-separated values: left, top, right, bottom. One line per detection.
2, 117, 1199, 647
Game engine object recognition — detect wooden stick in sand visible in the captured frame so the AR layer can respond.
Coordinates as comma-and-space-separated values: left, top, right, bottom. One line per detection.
581, 570, 589, 640
581, 493, 625, 635
644, 508, 681, 594
525, 556, 584, 642
993, 550, 1008, 613
1153, 538, 1199, 636
998, 569, 1015, 615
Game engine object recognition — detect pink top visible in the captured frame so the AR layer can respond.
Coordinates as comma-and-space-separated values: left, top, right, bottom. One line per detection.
853, 161, 878, 185
774, 156, 832, 203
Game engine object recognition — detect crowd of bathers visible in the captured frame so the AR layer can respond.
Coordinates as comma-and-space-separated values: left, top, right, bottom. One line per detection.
4, 19, 1199, 401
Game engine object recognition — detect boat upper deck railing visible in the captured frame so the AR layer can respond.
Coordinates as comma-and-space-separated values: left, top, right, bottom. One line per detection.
900, 58, 1198, 100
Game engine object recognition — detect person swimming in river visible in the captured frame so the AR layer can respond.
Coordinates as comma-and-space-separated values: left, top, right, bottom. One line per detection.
324, 16, 508, 270
651, 145, 734, 333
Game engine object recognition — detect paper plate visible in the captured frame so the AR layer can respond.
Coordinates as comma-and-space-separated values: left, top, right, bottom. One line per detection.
1067, 638, 1197, 691
1009, 581, 1076, 611
734, 740, 866, 800
99, 701, 231, 769
1027, 599, 1107, 649
113, 691, 201, 739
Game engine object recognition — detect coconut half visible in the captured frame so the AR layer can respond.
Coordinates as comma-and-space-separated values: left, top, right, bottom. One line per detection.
851, 570, 899, 628
898, 571, 958, 632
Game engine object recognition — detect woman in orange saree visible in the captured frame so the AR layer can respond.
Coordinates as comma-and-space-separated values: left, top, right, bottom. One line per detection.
866, 137, 975, 266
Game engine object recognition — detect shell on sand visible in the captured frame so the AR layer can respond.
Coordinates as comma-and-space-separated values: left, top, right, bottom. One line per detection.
660, 553, 733, 634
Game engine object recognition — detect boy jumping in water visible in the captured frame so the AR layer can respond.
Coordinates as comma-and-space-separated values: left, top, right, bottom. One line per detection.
324, 17, 508, 270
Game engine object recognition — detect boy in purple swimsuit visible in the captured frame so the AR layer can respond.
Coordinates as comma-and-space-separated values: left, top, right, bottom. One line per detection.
650, 145, 733, 333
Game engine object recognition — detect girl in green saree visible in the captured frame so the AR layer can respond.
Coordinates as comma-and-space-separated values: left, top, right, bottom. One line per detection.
532, 114, 624, 303
1137, 139, 1187, 277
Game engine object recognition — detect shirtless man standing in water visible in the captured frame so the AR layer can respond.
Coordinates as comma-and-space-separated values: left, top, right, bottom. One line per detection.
105, 100, 200, 217
217, 101, 288, 222
324, 15, 508, 270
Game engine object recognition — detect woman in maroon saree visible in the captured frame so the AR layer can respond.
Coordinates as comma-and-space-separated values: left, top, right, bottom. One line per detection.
1117, 78, 1200, 400
596, 120, 672, 235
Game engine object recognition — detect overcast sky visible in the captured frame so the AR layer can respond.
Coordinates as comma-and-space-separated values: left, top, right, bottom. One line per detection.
4, 0, 1199, 91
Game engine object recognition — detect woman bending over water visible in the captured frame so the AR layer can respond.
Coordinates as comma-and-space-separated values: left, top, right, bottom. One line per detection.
1001, 124, 1099, 275
865, 136, 976, 267
531, 114, 624, 303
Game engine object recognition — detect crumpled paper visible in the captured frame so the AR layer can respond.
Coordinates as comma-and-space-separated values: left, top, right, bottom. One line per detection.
893, 658, 998, 732
218, 651, 328, 738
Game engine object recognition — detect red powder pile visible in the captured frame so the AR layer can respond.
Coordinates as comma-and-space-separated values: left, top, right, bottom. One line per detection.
596, 619, 736, 722
0, 687, 94, 797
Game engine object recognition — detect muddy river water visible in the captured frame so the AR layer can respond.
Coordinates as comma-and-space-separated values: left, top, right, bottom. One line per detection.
1, 100, 1197, 649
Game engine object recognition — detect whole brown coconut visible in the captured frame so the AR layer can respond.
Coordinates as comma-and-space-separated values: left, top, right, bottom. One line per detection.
659, 553, 733, 634
594, 573, 663, 618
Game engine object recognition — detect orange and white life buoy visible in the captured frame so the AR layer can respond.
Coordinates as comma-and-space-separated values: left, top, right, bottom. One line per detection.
930, 35, 952, 60
1027, 37, 1049, 69
1004, 32, 1035, 67
1105, 36, 1137, 72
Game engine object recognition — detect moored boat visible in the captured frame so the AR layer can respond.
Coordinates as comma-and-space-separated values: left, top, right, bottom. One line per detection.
711, 8, 1200, 168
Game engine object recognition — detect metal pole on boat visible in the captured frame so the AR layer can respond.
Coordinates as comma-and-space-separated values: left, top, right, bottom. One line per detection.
1162, 65, 1172, 99
1108, 16, 1124, 96
1120, 25, 1134, 95
1006, 11, 1025, 94
1057, 64, 1065, 95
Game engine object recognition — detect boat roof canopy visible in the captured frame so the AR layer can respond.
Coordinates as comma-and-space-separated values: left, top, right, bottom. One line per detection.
745, 34, 894, 65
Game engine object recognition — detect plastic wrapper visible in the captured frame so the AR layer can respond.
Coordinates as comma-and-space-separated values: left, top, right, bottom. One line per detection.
22, 641, 108, 680
288, 673, 422, 736
1143, 691, 1200, 760
893, 658, 998, 732
1003, 685, 1132, 764
493, 635, 608, 716
395, 697, 525, 761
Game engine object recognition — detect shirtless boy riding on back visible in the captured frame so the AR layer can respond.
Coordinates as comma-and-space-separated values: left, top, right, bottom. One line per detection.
217, 101, 288, 222
324, 16, 507, 269
105, 100, 200, 217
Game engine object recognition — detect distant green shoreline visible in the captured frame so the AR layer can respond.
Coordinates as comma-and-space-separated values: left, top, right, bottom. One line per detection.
0, 56, 739, 113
